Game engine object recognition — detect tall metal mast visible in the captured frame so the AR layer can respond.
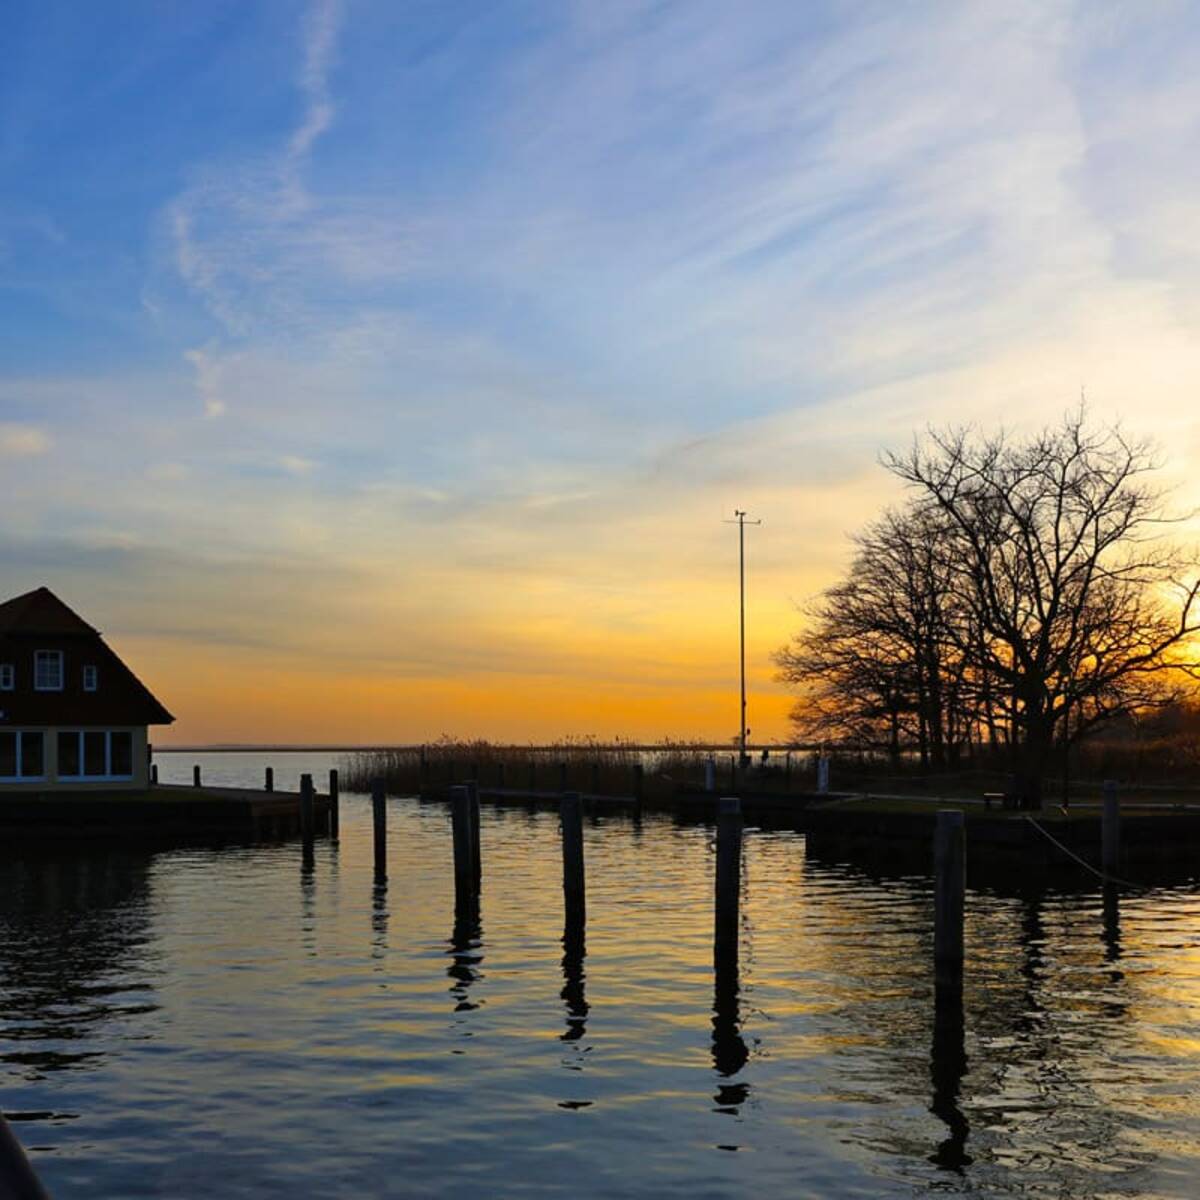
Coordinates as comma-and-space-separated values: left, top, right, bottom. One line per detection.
725, 509, 761, 763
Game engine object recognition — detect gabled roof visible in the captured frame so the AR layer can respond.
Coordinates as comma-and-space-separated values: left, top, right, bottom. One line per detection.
0, 587, 98, 636
0, 587, 174, 726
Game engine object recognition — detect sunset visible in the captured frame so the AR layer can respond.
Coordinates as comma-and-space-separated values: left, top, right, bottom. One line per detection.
4, 3, 1200, 1198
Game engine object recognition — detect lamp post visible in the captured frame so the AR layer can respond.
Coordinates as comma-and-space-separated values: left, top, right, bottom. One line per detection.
725, 509, 761, 765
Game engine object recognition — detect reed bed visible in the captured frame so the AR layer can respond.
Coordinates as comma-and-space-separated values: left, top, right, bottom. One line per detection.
340, 738, 815, 798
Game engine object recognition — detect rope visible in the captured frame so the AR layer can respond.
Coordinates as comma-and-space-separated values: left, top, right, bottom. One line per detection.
1022, 815, 1148, 891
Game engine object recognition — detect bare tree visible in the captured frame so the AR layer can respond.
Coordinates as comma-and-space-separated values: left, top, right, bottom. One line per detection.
883, 407, 1200, 806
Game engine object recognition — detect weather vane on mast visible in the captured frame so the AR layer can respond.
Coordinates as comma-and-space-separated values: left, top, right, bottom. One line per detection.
724, 508, 761, 766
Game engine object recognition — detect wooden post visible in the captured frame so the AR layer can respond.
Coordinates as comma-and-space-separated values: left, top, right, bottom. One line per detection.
934, 810, 965, 985
817, 754, 830, 794
265, 766, 274, 792
300, 773, 315, 847
729, 755, 736, 791
561, 790, 586, 925
784, 750, 792, 791
1102, 779, 1120, 875
704, 757, 715, 792
633, 763, 644, 810
470, 763, 478, 788
150, 763, 158, 785
419, 744, 428, 785
467, 779, 482, 890
450, 785, 476, 904
714, 797, 743, 969
328, 768, 340, 839
372, 778, 387, 881
193, 764, 201, 787
558, 761, 568, 793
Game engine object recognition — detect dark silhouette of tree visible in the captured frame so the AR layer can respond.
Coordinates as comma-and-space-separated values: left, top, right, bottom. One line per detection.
781, 408, 1200, 806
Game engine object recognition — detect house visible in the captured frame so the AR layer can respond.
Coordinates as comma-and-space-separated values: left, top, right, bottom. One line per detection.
0, 587, 173, 790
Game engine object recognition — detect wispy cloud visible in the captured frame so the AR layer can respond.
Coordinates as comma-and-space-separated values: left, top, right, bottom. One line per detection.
0, 423, 51, 456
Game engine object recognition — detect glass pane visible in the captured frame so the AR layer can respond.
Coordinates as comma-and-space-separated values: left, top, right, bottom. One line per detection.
0, 733, 16, 778
35, 651, 63, 690
84, 731, 107, 776
110, 732, 133, 777
58, 731, 80, 776
20, 732, 43, 778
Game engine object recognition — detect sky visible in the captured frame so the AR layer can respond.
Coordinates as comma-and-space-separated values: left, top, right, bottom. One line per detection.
3, 1, 1200, 745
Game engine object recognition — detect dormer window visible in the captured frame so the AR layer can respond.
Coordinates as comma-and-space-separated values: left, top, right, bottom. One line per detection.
34, 650, 64, 691
83, 665, 98, 692
0, 664, 12, 691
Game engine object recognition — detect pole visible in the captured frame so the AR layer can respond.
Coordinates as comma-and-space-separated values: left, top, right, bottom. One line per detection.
372, 778, 387, 881
300, 773, 314, 849
561, 791, 586, 926
714, 796, 743, 969
265, 766, 274, 793
328, 768, 340, 839
1102, 779, 1120, 875
450, 785, 476, 906
467, 779, 482, 891
193, 764, 201, 787
739, 514, 746, 765
934, 810, 965, 986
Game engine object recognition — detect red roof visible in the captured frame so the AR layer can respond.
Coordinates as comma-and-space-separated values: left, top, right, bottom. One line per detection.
0, 588, 174, 726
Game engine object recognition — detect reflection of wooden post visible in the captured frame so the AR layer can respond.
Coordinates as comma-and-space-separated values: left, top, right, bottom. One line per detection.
1102, 780, 1120, 875
467, 779, 482, 890
372, 778, 387, 881
715, 797, 742, 969
328, 768, 340, 838
265, 766, 274, 792
193, 764, 201, 787
300, 773, 315, 848
561, 791, 586, 925
451, 785, 476, 905
934, 810, 965, 985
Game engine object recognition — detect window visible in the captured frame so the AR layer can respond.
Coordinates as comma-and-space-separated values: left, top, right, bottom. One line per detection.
56, 731, 135, 780
0, 664, 13, 691
34, 650, 63, 691
83, 665, 98, 692
0, 731, 45, 780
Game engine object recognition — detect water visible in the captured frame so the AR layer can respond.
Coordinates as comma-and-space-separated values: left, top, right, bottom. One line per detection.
2, 751, 1199, 1198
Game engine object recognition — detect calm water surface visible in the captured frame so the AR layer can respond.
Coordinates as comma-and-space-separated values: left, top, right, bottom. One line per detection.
1, 751, 1198, 1197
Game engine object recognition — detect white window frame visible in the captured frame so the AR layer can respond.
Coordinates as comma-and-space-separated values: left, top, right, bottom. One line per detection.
0, 730, 46, 782
0, 664, 13, 691
83, 664, 98, 692
56, 730, 135, 782
34, 650, 64, 692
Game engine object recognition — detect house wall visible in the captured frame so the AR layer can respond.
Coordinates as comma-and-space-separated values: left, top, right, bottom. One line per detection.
0, 726, 149, 791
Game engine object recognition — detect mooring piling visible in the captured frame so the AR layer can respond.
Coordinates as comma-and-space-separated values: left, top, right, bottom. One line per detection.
467, 779, 482, 890
300, 772, 315, 847
714, 796, 743, 970
704, 756, 715, 792
328, 768, 340, 839
193, 764, 201, 787
150, 763, 158, 785
265, 766, 274, 792
561, 790, 586, 926
1102, 779, 1120, 875
817, 754, 831, 794
934, 810, 965, 986
450, 785, 476, 905
371, 778, 387, 881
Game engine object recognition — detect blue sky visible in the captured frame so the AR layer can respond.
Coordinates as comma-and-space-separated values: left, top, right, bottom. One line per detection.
3, 1, 1200, 741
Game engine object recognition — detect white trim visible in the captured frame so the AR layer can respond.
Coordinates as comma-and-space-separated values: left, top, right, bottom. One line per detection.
34, 649, 64, 692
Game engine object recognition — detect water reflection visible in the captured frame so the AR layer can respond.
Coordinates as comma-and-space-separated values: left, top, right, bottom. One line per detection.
560, 917, 588, 1044
447, 896, 484, 1019
929, 979, 970, 1170
0, 851, 157, 1079
711, 957, 750, 1114
370, 880, 388, 964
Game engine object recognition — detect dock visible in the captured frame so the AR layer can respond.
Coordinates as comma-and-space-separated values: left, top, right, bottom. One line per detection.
0, 783, 331, 843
